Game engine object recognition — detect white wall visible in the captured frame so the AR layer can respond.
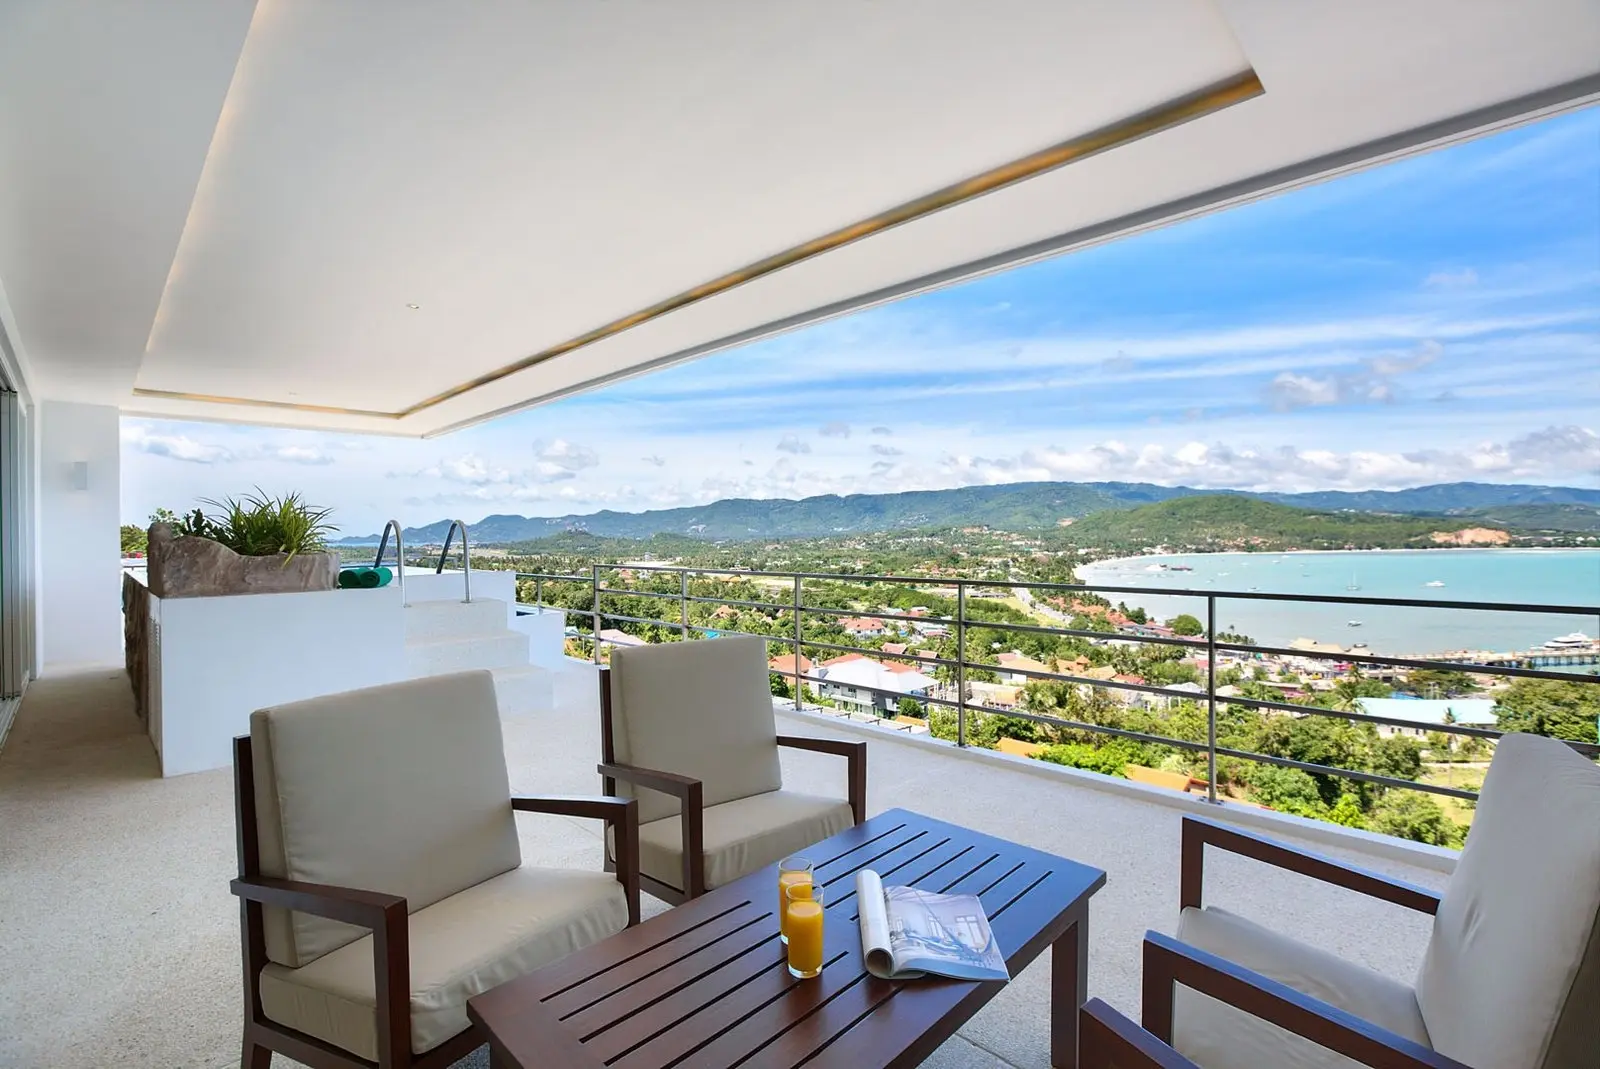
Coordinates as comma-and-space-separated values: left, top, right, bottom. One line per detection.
39, 401, 120, 669
152, 585, 407, 776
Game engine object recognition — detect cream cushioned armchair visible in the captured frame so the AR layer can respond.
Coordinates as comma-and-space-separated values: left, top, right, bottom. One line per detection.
231, 670, 640, 1069
1141, 732, 1600, 1069
598, 635, 866, 901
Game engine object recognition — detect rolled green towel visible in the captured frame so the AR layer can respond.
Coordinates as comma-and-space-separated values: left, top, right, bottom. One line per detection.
337, 569, 359, 589
374, 566, 393, 587
357, 568, 381, 589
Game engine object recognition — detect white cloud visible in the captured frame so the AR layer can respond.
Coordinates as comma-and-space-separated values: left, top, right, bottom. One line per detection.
1424, 268, 1479, 289
268, 445, 335, 466
871, 444, 903, 457
534, 438, 599, 472
870, 426, 893, 436
1267, 339, 1443, 410
941, 425, 1600, 492
642, 454, 666, 467
819, 422, 851, 438
122, 425, 232, 464
776, 435, 811, 454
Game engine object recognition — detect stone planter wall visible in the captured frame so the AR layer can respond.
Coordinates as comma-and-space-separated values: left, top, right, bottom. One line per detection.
146, 524, 338, 598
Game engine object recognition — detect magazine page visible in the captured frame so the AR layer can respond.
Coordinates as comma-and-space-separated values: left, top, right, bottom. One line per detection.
856, 869, 910, 979
882, 885, 1010, 982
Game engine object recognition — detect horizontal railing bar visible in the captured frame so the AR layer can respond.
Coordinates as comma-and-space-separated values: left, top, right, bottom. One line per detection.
1218, 693, 1508, 739
578, 563, 1600, 616
968, 705, 1213, 754
595, 585, 681, 601
682, 594, 796, 612
1216, 639, 1600, 683
513, 572, 589, 583
595, 610, 686, 629
970, 616, 1207, 649
1210, 745, 1480, 800
797, 638, 961, 669
793, 603, 949, 626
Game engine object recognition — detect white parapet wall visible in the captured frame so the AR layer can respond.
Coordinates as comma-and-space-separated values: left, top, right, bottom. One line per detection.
149, 584, 407, 776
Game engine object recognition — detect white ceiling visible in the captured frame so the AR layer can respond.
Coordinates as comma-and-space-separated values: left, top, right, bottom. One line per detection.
1, 0, 1597, 436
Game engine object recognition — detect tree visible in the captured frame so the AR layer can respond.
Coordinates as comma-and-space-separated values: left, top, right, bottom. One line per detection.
1369, 735, 1424, 782
770, 673, 792, 699
120, 524, 147, 554
1495, 678, 1600, 744
1396, 668, 1481, 698
1247, 765, 1324, 815
1170, 614, 1203, 637
897, 697, 925, 719
1367, 791, 1464, 847
1330, 674, 1391, 711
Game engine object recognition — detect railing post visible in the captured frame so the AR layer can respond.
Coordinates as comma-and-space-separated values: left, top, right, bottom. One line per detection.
591, 564, 602, 665
1206, 594, 1218, 804
793, 574, 804, 712
956, 581, 968, 747
535, 576, 543, 608
680, 569, 689, 638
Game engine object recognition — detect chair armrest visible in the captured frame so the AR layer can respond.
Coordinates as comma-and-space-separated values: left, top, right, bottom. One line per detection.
777, 735, 867, 825
597, 762, 706, 898
230, 875, 406, 927
597, 761, 701, 798
513, 795, 641, 925
1081, 998, 1199, 1068
1181, 815, 1441, 914
1142, 931, 1470, 1069
231, 875, 411, 1064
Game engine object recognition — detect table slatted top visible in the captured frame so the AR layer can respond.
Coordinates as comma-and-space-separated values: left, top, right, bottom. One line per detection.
468, 808, 1105, 1069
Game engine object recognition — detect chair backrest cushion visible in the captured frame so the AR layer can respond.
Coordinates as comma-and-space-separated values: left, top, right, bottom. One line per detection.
251, 670, 521, 967
1414, 732, 1600, 1067
607, 636, 782, 824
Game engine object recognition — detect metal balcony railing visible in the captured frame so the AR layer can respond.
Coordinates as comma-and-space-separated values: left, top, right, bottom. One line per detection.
510, 563, 1599, 807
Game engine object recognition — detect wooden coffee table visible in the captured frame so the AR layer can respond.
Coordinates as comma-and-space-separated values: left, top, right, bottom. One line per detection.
467, 808, 1106, 1068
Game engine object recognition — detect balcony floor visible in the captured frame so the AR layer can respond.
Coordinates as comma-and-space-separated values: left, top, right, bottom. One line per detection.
0, 666, 1449, 1069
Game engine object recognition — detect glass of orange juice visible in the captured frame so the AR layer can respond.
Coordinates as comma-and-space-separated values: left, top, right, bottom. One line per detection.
785, 881, 824, 978
777, 856, 813, 945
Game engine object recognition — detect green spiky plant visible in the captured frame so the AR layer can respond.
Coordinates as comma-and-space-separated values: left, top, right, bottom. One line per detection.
190, 489, 335, 562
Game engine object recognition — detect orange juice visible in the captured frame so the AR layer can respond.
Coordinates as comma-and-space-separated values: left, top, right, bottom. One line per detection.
785, 885, 824, 978
778, 871, 812, 942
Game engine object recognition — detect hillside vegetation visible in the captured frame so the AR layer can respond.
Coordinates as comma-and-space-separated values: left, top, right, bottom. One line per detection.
1047, 496, 1498, 553
336, 479, 1600, 544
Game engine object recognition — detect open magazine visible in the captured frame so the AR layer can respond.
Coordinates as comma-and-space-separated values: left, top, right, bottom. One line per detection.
855, 869, 1009, 982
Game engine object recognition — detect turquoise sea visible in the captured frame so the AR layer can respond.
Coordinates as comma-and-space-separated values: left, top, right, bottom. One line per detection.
1076, 549, 1600, 660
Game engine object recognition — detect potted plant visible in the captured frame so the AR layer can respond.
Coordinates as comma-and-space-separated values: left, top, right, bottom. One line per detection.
146, 490, 340, 598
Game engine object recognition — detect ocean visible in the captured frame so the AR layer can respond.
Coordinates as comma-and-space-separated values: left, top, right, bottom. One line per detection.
1075, 549, 1600, 660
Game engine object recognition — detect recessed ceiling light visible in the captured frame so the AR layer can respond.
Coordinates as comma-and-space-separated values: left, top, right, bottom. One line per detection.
406, 302, 420, 310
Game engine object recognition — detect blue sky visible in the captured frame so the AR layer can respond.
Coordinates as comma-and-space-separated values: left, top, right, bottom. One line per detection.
123, 106, 1600, 536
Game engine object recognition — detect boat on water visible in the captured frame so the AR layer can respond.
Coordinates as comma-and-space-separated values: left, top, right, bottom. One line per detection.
1425, 580, 1445, 588
1169, 565, 1194, 572
1347, 620, 1364, 627
1544, 632, 1594, 650
1144, 563, 1167, 572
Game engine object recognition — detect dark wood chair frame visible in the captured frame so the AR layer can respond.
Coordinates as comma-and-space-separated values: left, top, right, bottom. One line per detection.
1140, 815, 1470, 1069
230, 734, 641, 1069
1080, 998, 1199, 1068
597, 665, 867, 903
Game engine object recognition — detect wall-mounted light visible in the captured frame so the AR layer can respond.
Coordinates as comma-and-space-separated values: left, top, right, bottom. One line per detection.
69, 461, 88, 491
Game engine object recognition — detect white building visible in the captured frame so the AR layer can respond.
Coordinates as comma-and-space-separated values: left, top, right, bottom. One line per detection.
808, 654, 935, 715
1354, 698, 1499, 739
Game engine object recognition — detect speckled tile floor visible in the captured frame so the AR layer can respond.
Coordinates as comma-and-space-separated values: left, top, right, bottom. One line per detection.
0, 665, 1449, 1068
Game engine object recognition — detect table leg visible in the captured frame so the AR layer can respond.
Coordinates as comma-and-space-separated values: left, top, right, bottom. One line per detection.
1050, 903, 1090, 1069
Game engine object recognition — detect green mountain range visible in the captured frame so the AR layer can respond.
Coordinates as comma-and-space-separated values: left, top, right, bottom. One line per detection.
336, 480, 1600, 544
1048, 496, 1504, 552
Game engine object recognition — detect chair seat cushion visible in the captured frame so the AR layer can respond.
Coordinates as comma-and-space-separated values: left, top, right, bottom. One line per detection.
1173, 905, 1431, 1069
259, 865, 627, 1061
620, 790, 855, 892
